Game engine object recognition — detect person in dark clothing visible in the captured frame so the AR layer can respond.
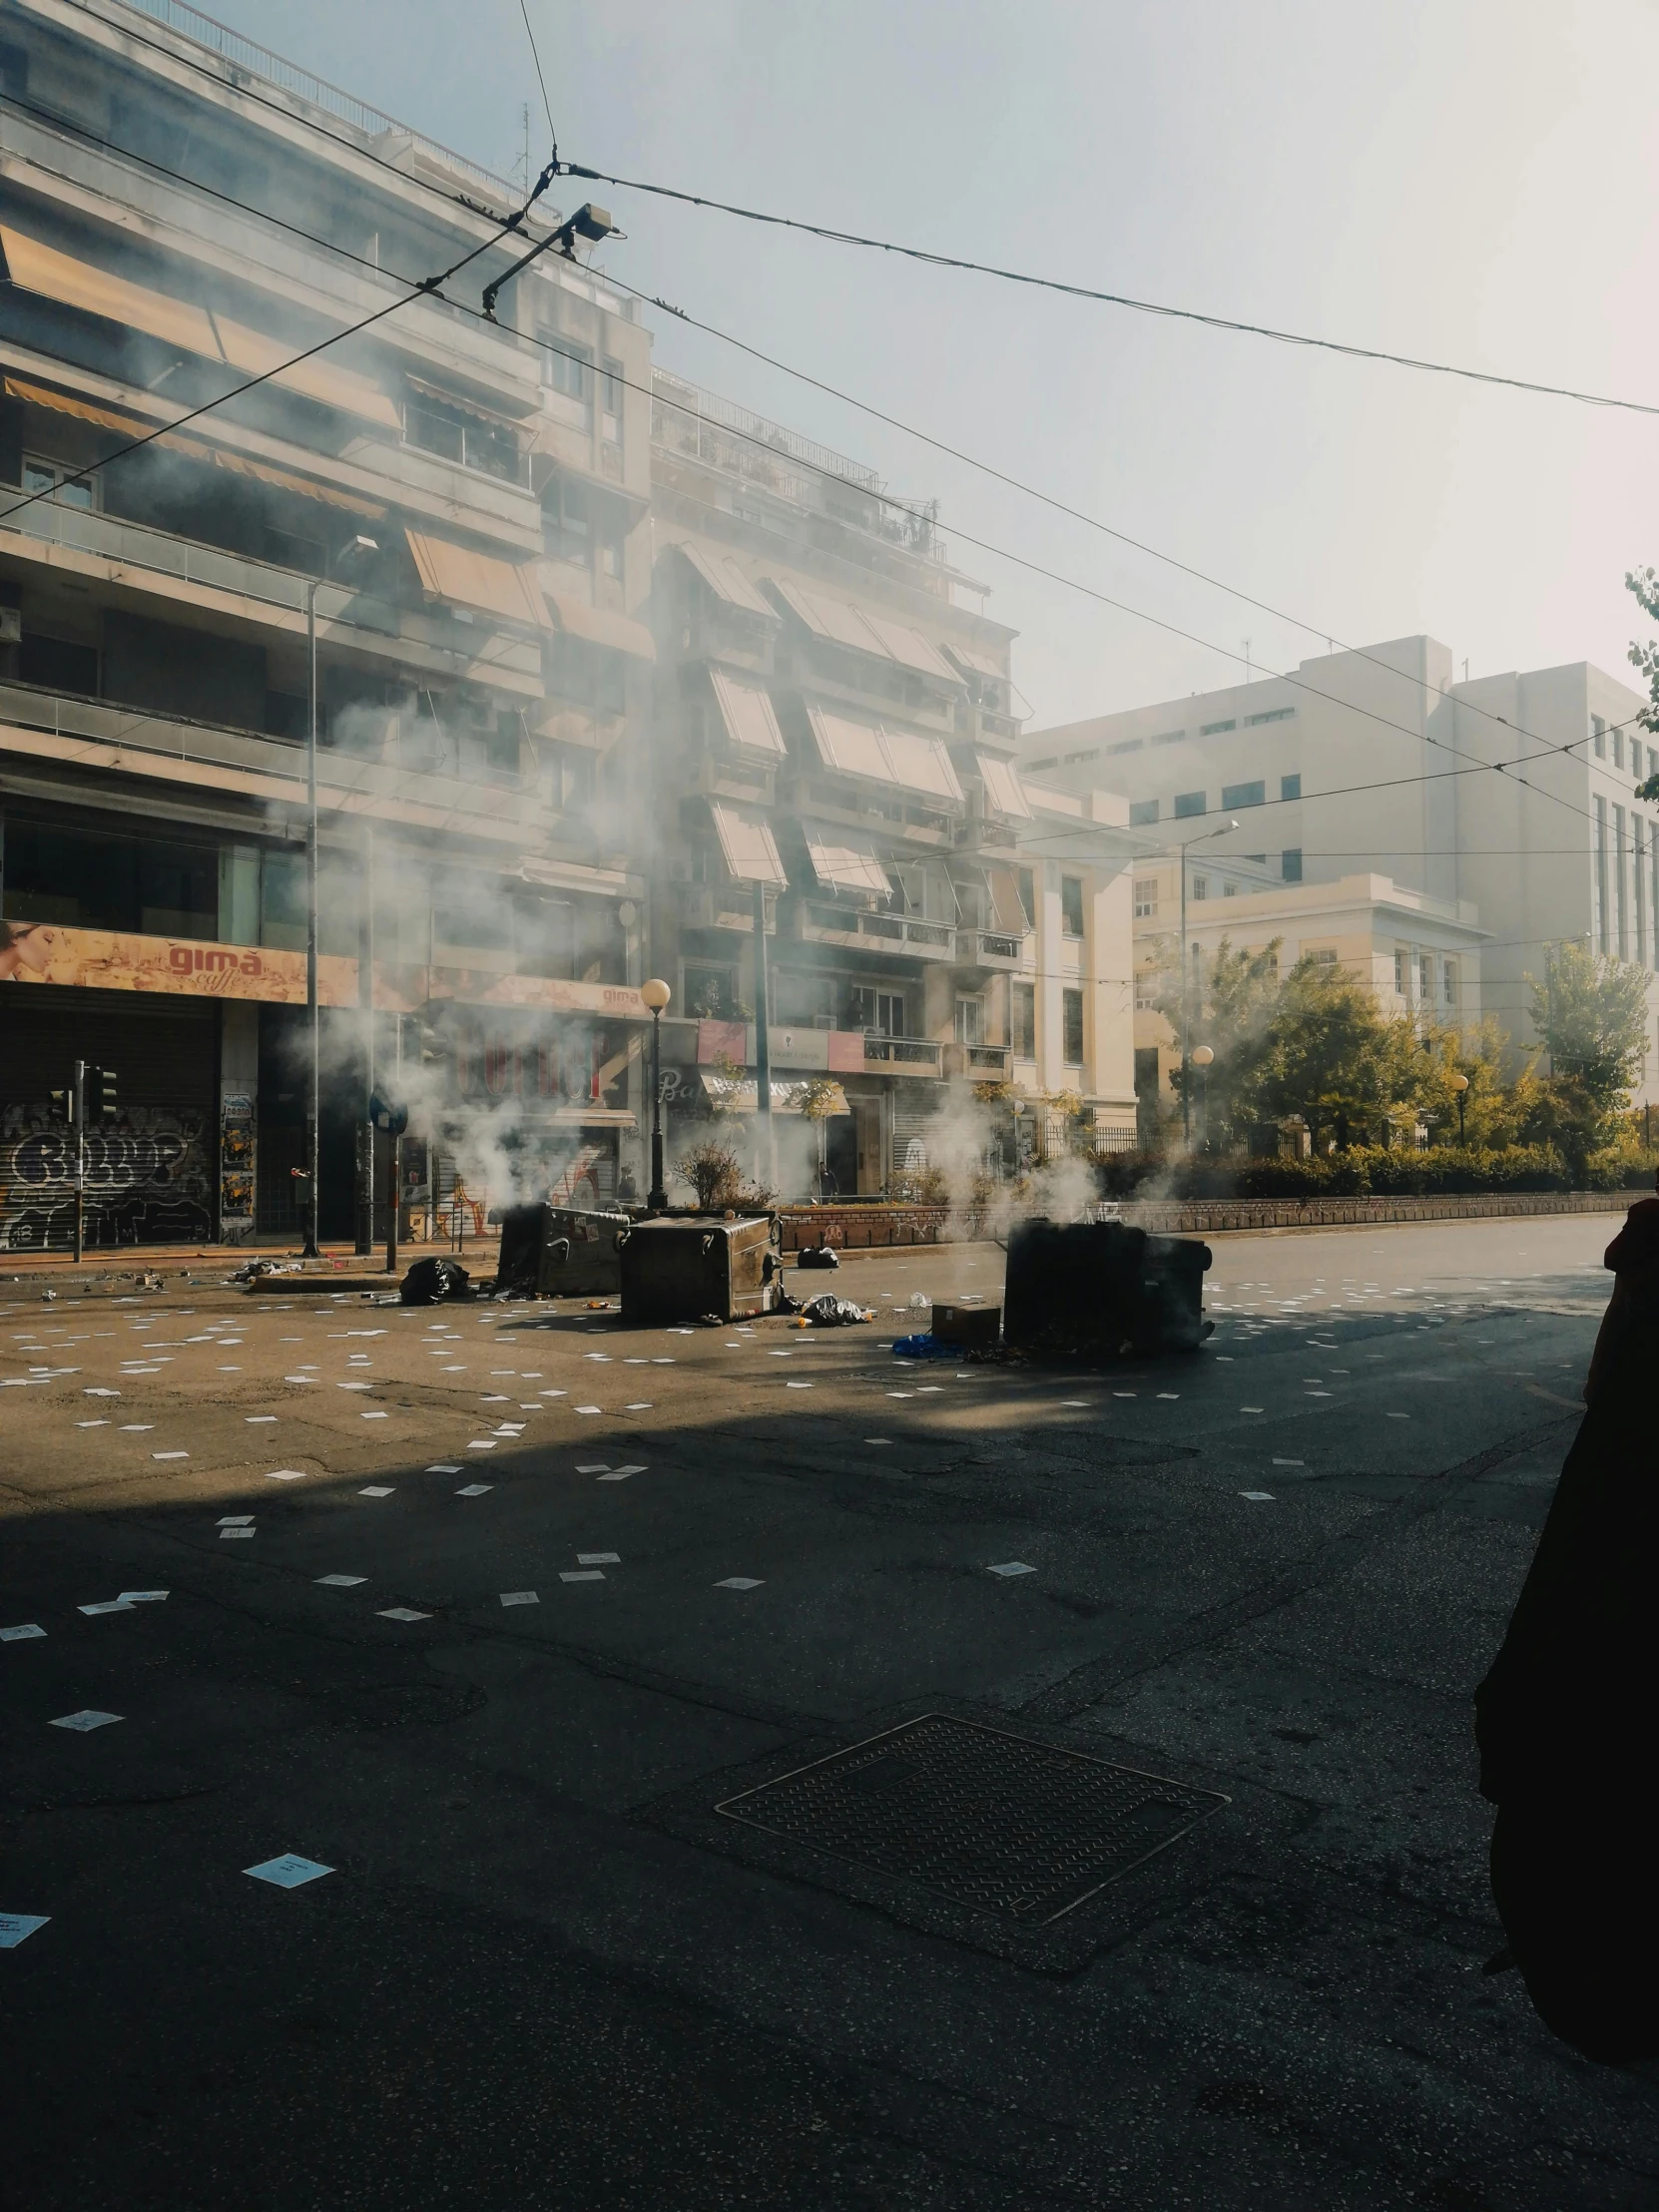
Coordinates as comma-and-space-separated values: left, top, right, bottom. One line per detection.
1474, 1195, 1659, 2062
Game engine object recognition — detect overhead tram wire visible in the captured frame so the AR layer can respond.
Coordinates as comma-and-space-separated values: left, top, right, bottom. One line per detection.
0, 94, 1640, 837
0, 154, 564, 528
557, 161, 1659, 424
517, 0, 557, 142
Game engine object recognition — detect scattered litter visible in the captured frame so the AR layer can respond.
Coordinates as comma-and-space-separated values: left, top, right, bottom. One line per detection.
399, 1257, 471, 1307
266, 1468, 307, 1481
359, 1486, 394, 1498
117, 1591, 167, 1604
987, 1561, 1035, 1577
1156, 1392, 1180, 1401
50, 1709, 122, 1731
377, 1607, 428, 1622
455, 1483, 492, 1497
0, 1624, 46, 1641
796, 1244, 840, 1271
624, 1401, 653, 1410
801, 1295, 870, 1327
0, 1915, 49, 1947
218, 1514, 255, 1527
574, 1404, 602, 1415
575, 1462, 610, 1473
560, 1570, 604, 1583
499, 1590, 538, 1607
864, 1437, 892, 1445
1240, 1491, 1276, 1502
76, 1419, 110, 1428
83, 1387, 120, 1397
314, 1574, 365, 1588
359, 1411, 389, 1420
578, 1552, 620, 1565
786, 1381, 814, 1389
246, 1415, 277, 1424
120, 1423, 154, 1432
1272, 1457, 1305, 1467
1384, 1412, 1411, 1420
908, 1292, 929, 1309
152, 1450, 188, 1461
716, 1577, 763, 1590
425, 1463, 461, 1473
230, 1260, 298, 1283
1113, 1391, 1136, 1398
1060, 1399, 1089, 1407
245, 1855, 331, 1889
466, 1440, 497, 1451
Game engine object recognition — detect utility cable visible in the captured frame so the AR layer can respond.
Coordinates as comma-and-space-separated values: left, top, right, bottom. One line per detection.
559, 161, 1659, 423
517, 0, 556, 143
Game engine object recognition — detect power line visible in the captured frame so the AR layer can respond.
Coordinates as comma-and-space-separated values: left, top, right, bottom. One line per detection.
560, 160, 1659, 423
517, 0, 556, 142
0, 93, 1636, 842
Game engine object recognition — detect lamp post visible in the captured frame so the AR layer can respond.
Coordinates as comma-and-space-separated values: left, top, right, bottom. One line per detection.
301, 533, 378, 1261
1176, 819, 1238, 1148
641, 977, 672, 1210
1191, 1043, 1215, 1151
1451, 1070, 1469, 1146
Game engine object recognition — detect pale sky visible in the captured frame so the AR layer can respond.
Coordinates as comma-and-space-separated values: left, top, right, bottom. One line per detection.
211, 0, 1659, 733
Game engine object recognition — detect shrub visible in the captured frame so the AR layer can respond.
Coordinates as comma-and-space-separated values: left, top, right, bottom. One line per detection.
675, 1139, 742, 1211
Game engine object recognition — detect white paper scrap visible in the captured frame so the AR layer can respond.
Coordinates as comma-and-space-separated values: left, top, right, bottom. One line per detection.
377, 1607, 428, 1622
455, 1483, 492, 1497
625, 1402, 653, 1411
425, 1463, 462, 1473
245, 1854, 331, 1889
117, 1591, 168, 1604
266, 1468, 307, 1481
50, 1709, 122, 1731
76, 1419, 111, 1428
611, 1464, 646, 1475
1272, 1457, 1305, 1467
218, 1514, 255, 1526
120, 1424, 154, 1432
1385, 1412, 1411, 1420
359, 1485, 394, 1497
152, 1450, 189, 1460
246, 1416, 277, 1424
1, 1623, 46, 1641
575, 1405, 602, 1415
987, 1561, 1035, 1577
78, 1600, 134, 1616
577, 1552, 620, 1565
0, 1914, 49, 1947
1240, 1491, 1276, 1502
499, 1590, 538, 1607
575, 1463, 610, 1473
715, 1577, 763, 1590
314, 1574, 366, 1587
560, 1569, 604, 1582
786, 1381, 814, 1389
467, 1440, 497, 1450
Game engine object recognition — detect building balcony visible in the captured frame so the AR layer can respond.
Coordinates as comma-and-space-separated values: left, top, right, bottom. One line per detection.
954, 702, 1021, 749
942, 1042, 1010, 1079
792, 900, 958, 960
680, 883, 762, 933
859, 1033, 943, 1074
954, 927, 1028, 970
786, 776, 958, 848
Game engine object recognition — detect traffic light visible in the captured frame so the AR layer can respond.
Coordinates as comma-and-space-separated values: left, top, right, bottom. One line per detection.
90, 1066, 118, 1120
48, 1087, 73, 1125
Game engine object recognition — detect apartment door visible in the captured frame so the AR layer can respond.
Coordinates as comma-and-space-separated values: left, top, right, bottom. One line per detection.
853, 1095, 885, 1195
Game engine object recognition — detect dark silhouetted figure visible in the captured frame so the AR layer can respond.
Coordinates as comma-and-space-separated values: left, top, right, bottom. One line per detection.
1475, 1195, 1659, 2062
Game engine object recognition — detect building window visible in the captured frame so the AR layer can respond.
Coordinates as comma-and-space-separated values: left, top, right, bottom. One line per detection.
542, 479, 591, 565
1062, 986, 1085, 1066
1245, 707, 1295, 726
1150, 729, 1185, 747
1129, 799, 1159, 827
1012, 980, 1035, 1058
22, 456, 97, 510
1135, 969, 1157, 1011
1173, 791, 1206, 819
1222, 780, 1265, 811
543, 332, 593, 404
954, 995, 984, 1044
1200, 719, 1236, 736
1133, 879, 1158, 918
1064, 748, 1098, 765
1595, 794, 1608, 950
1108, 738, 1143, 756
1013, 866, 1035, 927
1443, 957, 1458, 1009
1026, 756, 1056, 771
1616, 803, 1630, 957
1281, 773, 1302, 802
1310, 946, 1338, 969
1417, 951, 1432, 1003
1191, 874, 1209, 901
1614, 729, 1626, 771
1635, 740, 1645, 785
1281, 848, 1303, 881
403, 400, 525, 483
1060, 874, 1085, 936
1393, 948, 1406, 996
1223, 881, 1237, 897
600, 356, 624, 425
851, 985, 906, 1037
1593, 714, 1607, 759
18, 632, 99, 695
1652, 837, 1659, 971
1638, 819, 1649, 967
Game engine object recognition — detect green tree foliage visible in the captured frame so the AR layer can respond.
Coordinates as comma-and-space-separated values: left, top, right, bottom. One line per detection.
1527, 942, 1649, 1109
1257, 956, 1423, 1151
1628, 567, 1659, 803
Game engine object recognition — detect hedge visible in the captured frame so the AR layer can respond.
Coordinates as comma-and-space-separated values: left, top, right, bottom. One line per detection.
1096, 1146, 1659, 1200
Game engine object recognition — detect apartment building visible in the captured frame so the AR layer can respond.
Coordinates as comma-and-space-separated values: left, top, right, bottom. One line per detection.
0, 0, 657, 1247
1024, 636, 1659, 1100
644, 373, 1137, 1193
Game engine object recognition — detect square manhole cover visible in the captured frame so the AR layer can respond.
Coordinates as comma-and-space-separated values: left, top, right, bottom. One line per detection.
716, 1714, 1228, 1926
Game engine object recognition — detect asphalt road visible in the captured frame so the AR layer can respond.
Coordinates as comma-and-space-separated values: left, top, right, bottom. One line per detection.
2, 1215, 1653, 2210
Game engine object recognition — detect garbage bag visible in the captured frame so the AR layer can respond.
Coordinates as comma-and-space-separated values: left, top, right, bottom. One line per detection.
399, 1256, 471, 1306
801, 1294, 869, 1326
1474, 1195, 1659, 2061
797, 1244, 840, 1270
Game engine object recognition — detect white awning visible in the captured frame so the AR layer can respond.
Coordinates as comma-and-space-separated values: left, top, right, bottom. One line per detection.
770, 578, 960, 684
945, 641, 1007, 682
856, 609, 961, 684
709, 668, 787, 758
801, 821, 892, 899
543, 587, 658, 660
405, 527, 550, 628
804, 704, 963, 806
675, 541, 776, 619
701, 1072, 849, 1116
880, 726, 964, 805
709, 802, 787, 886
978, 753, 1031, 818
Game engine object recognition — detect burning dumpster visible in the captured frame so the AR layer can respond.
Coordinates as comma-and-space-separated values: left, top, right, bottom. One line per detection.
619, 1216, 782, 1325
494, 1204, 631, 1299
1003, 1218, 1212, 1361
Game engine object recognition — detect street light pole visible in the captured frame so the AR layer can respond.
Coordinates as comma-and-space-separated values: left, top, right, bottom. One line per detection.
641, 977, 672, 1210
302, 575, 320, 1258
1175, 819, 1238, 1148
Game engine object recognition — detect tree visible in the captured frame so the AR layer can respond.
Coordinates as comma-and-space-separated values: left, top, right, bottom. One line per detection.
1628, 568, 1659, 803
1255, 956, 1422, 1152
1525, 943, 1649, 1169
1151, 936, 1283, 1149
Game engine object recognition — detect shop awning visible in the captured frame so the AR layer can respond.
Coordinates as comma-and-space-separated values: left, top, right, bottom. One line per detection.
674, 540, 776, 619
543, 587, 657, 661
3, 375, 385, 517
977, 753, 1031, 818
2, 226, 219, 355
709, 667, 786, 758
770, 576, 961, 684
709, 801, 788, 886
700, 1072, 849, 1116
406, 527, 549, 627
211, 311, 401, 429
801, 820, 892, 899
805, 703, 963, 806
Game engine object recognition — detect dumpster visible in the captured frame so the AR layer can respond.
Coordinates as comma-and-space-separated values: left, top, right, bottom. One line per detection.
1003, 1218, 1211, 1360
619, 1215, 782, 1325
494, 1203, 631, 1299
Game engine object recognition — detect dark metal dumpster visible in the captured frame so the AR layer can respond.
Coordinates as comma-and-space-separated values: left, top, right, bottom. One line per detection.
619, 1215, 782, 1326
1003, 1217, 1212, 1360
494, 1204, 631, 1299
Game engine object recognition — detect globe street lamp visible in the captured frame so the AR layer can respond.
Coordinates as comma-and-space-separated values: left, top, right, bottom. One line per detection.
1191, 1043, 1215, 1150
641, 977, 672, 1210
1451, 1069, 1469, 1145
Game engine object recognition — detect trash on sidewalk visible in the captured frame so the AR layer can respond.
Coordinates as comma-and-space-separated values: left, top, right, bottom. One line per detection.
796, 1243, 840, 1271
800, 1294, 872, 1327
399, 1257, 472, 1306
229, 1260, 298, 1284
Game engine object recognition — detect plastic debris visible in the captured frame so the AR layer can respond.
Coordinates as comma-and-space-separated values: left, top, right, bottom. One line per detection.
802, 1295, 872, 1327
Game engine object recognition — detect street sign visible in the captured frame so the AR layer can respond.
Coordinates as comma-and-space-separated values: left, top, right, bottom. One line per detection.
368, 1091, 409, 1136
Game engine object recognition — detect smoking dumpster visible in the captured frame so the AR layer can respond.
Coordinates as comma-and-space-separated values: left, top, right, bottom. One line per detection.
1003, 1217, 1212, 1360
619, 1215, 782, 1325
493, 1203, 631, 1299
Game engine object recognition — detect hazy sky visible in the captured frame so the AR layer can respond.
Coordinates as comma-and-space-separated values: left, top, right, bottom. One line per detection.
210, 0, 1659, 733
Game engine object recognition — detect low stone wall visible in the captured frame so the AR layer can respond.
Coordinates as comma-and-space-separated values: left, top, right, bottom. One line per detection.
779, 1189, 1638, 1250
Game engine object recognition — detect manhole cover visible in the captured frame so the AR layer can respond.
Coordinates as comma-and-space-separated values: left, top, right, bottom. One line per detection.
716, 1714, 1227, 1925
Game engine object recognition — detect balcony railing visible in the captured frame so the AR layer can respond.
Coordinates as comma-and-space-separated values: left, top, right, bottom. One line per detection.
956, 928, 1027, 967
943, 1042, 1010, 1079
862, 1034, 943, 1073
798, 902, 960, 958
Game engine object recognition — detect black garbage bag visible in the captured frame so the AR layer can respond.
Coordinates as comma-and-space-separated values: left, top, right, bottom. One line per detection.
801, 1294, 868, 1326
1474, 1196, 1659, 2062
797, 1244, 840, 1270
399, 1256, 471, 1306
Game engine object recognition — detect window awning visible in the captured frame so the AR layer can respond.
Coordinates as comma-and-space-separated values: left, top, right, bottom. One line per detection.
806, 703, 963, 806
210, 312, 401, 429
701, 1072, 850, 1116
708, 667, 786, 758
709, 801, 788, 886
674, 540, 776, 619
801, 820, 892, 899
406, 526, 549, 627
977, 753, 1031, 818
2, 375, 385, 516
770, 576, 962, 685
945, 641, 1006, 682
543, 587, 657, 661
404, 372, 532, 434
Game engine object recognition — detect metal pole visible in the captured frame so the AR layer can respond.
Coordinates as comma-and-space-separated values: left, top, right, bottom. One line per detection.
1180, 850, 1190, 1146
303, 577, 321, 1259
648, 1010, 666, 1210
355, 822, 374, 1255
386, 1131, 399, 1275
73, 1057, 85, 1263
753, 878, 774, 1189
